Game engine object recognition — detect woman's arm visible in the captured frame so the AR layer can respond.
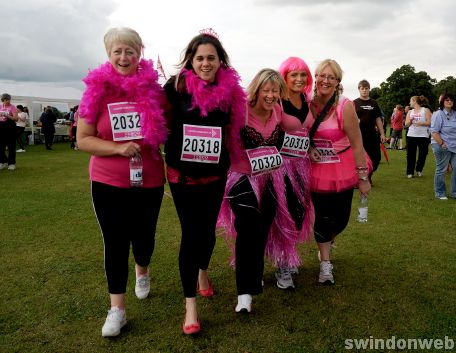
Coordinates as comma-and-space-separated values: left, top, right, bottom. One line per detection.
343, 102, 371, 195
404, 110, 412, 127
77, 117, 140, 157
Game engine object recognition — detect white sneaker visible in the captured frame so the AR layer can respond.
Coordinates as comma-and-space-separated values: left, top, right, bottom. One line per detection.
0, 163, 7, 170
318, 261, 334, 285
275, 268, 295, 289
417, 172, 423, 177
407, 174, 413, 179
135, 273, 150, 299
8, 164, 16, 170
438, 196, 448, 200
235, 294, 252, 313
16, 149, 25, 153
289, 267, 299, 275
101, 307, 127, 337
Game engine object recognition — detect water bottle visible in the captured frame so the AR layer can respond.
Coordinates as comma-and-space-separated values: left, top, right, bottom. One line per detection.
357, 193, 368, 223
129, 153, 143, 187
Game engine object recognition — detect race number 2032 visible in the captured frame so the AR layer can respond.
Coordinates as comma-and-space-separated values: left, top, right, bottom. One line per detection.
108, 102, 142, 141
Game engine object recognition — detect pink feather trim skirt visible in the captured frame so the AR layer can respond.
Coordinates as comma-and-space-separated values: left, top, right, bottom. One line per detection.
217, 156, 314, 268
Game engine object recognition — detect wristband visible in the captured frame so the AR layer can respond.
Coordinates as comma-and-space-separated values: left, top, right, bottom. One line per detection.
359, 176, 369, 181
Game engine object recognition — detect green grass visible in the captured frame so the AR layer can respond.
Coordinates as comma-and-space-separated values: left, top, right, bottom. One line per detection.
1, 143, 455, 353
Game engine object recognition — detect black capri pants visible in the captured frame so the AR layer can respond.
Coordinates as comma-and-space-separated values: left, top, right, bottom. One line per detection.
311, 188, 354, 243
91, 181, 164, 294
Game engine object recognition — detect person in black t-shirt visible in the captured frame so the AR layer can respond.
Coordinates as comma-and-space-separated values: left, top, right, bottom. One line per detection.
353, 80, 386, 184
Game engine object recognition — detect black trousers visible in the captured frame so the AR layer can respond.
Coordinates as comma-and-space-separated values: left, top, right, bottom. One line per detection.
170, 178, 226, 298
406, 136, 429, 175
311, 189, 354, 243
43, 132, 54, 149
91, 181, 164, 294
229, 176, 277, 295
16, 126, 25, 150
0, 128, 16, 165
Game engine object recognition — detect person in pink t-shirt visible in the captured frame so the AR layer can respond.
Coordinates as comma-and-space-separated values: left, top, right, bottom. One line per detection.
77, 27, 167, 338
306, 59, 371, 285
0, 93, 18, 170
389, 105, 404, 150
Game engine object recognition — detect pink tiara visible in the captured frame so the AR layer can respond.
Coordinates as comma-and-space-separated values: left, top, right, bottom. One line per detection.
199, 28, 219, 39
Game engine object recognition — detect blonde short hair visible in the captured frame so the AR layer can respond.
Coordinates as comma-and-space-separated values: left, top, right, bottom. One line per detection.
247, 69, 287, 106
104, 27, 143, 57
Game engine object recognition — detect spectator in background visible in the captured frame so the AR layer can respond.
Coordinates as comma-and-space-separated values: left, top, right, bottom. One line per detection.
404, 95, 432, 178
354, 80, 386, 185
16, 105, 28, 152
40, 106, 57, 150
389, 105, 404, 150
0, 93, 18, 170
430, 93, 456, 199
404, 105, 410, 149
70, 105, 79, 150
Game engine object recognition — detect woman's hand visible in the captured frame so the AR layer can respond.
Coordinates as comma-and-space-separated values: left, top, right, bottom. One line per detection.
359, 179, 371, 195
308, 146, 321, 162
115, 142, 141, 157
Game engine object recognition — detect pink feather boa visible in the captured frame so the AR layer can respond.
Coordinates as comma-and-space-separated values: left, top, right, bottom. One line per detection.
78, 59, 167, 149
182, 66, 246, 160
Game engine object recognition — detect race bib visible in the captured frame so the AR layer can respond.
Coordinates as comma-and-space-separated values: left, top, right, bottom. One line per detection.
108, 102, 142, 141
280, 129, 310, 157
313, 139, 340, 164
181, 124, 222, 164
247, 146, 283, 176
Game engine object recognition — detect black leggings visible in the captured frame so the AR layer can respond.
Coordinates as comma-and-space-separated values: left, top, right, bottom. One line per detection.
170, 178, 226, 298
406, 136, 429, 175
0, 128, 16, 165
229, 176, 277, 295
311, 189, 354, 243
91, 181, 164, 294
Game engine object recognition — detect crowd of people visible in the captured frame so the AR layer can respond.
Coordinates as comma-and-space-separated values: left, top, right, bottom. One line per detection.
3, 26, 455, 338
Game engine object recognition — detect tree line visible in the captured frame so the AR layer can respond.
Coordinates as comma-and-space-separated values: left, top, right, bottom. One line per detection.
369, 64, 456, 123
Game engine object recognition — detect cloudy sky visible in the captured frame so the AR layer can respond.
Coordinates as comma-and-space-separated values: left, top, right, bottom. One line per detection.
1, 0, 455, 101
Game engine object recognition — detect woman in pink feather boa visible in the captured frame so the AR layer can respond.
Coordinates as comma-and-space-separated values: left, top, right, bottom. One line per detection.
163, 29, 245, 335
77, 27, 167, 337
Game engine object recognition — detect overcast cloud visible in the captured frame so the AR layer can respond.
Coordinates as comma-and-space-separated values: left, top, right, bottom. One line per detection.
1, 0, 455, 100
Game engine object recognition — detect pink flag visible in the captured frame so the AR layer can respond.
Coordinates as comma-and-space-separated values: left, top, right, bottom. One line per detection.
157, 55, 167, 80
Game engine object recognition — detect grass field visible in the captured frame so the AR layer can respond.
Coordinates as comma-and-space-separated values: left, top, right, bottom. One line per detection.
1, 143, 455, 353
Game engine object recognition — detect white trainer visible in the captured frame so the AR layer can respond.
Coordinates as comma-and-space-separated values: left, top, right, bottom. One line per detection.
101, 307, 127, 337
275, 268, 295, 289
0, 163, 8, 170
16, 149, 25, 153
8, 164, 16, 170
318, 261, 334, 285
135, 273, 150, 299
235, 294, 252, 313
417, 171, 423, 177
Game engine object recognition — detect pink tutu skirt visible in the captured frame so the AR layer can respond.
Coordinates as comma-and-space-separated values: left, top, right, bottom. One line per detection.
217, 155, 314, 268
310, 148, 372, 193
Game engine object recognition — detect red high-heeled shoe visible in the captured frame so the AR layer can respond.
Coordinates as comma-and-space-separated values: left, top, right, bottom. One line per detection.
182, 320, 200, 335
197, 280, 214, 297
